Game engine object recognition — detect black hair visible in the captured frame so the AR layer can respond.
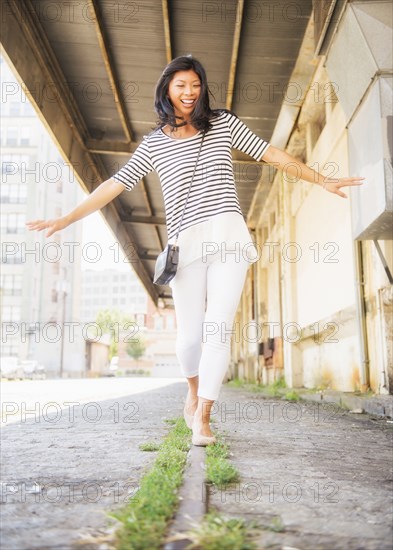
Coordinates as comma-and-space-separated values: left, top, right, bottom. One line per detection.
152, 54, 231, 134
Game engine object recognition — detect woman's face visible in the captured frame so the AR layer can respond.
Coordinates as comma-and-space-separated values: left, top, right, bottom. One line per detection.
167, 70, 201, 121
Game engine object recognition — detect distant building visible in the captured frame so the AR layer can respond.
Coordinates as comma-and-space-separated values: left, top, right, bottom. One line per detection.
81, 268, 181, 377
1, 56, 86, 376
81, 268, 148, 324
1, 56, 183, 380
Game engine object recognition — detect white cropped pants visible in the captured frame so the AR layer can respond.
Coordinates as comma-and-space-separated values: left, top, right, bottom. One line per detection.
169, 249, 250, 401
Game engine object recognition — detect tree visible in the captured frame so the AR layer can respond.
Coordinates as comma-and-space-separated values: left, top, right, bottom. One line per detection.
126, 336, 146, 362
94, 308, 135, 360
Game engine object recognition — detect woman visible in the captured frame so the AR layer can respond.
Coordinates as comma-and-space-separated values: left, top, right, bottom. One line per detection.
26, 55, 364, 446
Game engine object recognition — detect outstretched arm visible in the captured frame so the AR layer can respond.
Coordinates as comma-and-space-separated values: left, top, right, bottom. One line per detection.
26, 177, 125, 237
261, 145, 364, 199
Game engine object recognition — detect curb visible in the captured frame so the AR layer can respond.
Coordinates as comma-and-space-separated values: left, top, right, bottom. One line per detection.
296, 389, 393, 419
163, 445, 208, 549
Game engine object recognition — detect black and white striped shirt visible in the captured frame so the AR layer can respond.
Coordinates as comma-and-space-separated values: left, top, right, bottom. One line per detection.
113, 110, 270, 240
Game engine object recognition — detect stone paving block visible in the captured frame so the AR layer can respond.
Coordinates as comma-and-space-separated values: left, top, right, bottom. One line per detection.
208, 387, 393, 550
1, 379, 189, 550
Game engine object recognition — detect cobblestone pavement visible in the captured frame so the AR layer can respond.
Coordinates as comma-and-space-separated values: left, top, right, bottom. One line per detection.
2, 379, 392, 550
1, 377, 188, 550
209, 387, 393, 550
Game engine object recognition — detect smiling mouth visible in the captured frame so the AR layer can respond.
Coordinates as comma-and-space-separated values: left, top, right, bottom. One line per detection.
181, 99, 196, 106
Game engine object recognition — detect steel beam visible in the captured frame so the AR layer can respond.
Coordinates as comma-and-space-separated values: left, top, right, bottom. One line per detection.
122, 216, 166, 226
86, 139, 137, 155
88, 0, 134, 143
226, 0, 245, 110
162, 0, 172, 64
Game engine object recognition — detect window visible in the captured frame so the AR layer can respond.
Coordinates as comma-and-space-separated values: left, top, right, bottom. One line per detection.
1, 182, 27, 204
1, 274, 22, 295
166, 315, 175, 330
1, 154, 31, 177
2, 154, 14, 174
9, 103, 20, 116
154, 316, 164, 330
20, 126, 30, 146
2, 213, 26, 233
23, 102, 35, 116
1, 249, 22, 264
0, 344, 18, 357
2, 306, 21, 322
6, 127, 18, 146
10, 183, 27, 204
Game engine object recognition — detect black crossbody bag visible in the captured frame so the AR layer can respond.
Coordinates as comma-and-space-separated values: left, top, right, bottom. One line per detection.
153, 132, 205, 286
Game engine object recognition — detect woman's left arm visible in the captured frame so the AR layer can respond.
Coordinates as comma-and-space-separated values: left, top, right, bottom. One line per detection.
261, 145, 365, 199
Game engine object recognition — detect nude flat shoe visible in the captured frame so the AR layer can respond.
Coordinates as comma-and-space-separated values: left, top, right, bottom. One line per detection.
191, 421, 216, 446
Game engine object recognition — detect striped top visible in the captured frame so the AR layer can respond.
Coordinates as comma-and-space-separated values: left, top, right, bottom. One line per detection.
112, 110, 271, 241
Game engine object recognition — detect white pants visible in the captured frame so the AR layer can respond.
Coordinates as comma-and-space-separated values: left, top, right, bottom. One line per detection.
169, 249, 250, 401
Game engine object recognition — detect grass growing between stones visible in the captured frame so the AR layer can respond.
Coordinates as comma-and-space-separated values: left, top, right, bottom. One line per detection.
138, 442, 161, 452
205, 436, 240, 488
185, 511, 260, 550
108, 417, 191, 550
284, 390, 300, 401
186, 437, 260, 549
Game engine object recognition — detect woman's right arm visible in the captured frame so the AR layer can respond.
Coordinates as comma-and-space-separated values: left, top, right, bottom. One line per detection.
26, 177, 125, 238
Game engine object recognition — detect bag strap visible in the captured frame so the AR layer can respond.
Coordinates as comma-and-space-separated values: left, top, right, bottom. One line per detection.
172, 132, 205, 245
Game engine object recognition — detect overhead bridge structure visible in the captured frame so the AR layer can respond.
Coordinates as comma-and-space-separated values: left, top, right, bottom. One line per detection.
1, 0, 313, 307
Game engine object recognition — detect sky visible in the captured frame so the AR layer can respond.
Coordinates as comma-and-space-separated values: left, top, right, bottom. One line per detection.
81, 212, 130, 272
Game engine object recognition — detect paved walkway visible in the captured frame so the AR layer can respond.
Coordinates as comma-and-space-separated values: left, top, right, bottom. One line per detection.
1, 378, 188, 550
209, 386, 393, 550
1, 379, 392, 549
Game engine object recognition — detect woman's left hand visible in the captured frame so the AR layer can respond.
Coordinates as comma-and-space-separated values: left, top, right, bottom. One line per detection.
322, 176, 365, 199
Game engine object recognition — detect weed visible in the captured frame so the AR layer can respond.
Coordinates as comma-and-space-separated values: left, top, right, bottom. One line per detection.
139, 442, 160, 452
108, 417, 191, 549
185, 510, 260, 549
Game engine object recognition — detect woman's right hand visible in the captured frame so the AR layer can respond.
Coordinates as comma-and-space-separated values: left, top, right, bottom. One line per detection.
25, 216, 70, 238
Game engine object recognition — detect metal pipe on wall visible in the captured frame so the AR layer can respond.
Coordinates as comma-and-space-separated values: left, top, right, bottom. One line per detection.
353, 240, 370, 390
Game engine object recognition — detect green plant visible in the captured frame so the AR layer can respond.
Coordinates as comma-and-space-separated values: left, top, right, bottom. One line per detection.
139, 442, 160, 452
206, 459, 239, 488
284, 390, 300, 401
227, 378, 244, 388
108, 417, 191, 550
95, 308, 135, 360
185, 511, 260, 549
205, 438, 239, 488
126, 339, 146, 361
